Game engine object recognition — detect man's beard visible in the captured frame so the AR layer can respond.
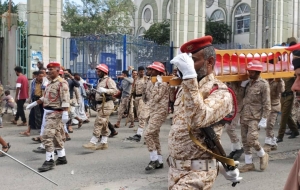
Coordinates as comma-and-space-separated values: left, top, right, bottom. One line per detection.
98, 73, 104, 78
196, 62, 208, 81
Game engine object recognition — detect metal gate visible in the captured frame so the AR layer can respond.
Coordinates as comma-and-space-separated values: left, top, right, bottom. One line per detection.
16, 26, 28, 76
62, 34, 172, 83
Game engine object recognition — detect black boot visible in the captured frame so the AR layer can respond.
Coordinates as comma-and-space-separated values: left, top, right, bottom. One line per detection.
227, 150, 236, 159
288, 131, 300, 139
127, 134, 141, 142
38, 159, 55, 172
55, 156, 68, 165
233, 148, 244, 160
145, 160, 160, 171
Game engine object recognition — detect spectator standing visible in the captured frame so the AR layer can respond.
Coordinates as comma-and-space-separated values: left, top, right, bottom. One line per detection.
11, 66, 28, 126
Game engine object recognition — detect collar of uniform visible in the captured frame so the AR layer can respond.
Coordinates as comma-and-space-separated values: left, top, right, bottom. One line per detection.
198, 73, 215, 87
50, 76, 61, 83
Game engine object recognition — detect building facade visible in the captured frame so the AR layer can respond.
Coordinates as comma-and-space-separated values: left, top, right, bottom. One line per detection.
133, 0, 300, 48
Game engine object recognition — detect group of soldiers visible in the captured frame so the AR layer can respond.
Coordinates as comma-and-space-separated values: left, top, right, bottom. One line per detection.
6, 34, 300, 189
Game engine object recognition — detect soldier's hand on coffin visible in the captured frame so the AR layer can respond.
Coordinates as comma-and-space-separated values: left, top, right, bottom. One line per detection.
240, 79, 250, 87
219, 161, 243, 183
26, 101, 37, 110
157, 75, 162, 83
170, 53, 197, 79
258, 118, 267, 128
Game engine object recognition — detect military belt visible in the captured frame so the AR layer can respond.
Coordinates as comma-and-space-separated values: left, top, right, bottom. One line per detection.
167, 156, 217, 171
135, 94, 142, 97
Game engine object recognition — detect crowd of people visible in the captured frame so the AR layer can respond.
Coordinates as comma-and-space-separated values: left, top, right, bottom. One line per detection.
1, 35, 300, 189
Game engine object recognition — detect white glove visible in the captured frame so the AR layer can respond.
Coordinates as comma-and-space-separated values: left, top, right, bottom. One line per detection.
219, 161, 243, 183
170, 53, 197, 79
98, 87, 108, 94
26, 101, 37, 110
241, 79, 250, 87
62, 111, 69, 124
157, 75, 162, 83
258, 118, 267, 128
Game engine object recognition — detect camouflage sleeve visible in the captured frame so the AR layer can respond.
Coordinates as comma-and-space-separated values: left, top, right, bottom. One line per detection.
182, 78, 233, 129
151, 82, 169, 103
60, 81, 70, 108
277, 79, 285, 94
261, 82, 271, 118
106, 78, 118, 95
0, 85, 3, 98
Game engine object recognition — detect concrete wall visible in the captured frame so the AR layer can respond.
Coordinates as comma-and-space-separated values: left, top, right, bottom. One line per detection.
1, 12, 18, 87
170, 0, 206, 55
27, 0, 62, 74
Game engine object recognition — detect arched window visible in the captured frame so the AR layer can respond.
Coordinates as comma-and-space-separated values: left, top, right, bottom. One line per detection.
234, 3, 250, 34
143, 8, 152, 23
210, 10, 225, 23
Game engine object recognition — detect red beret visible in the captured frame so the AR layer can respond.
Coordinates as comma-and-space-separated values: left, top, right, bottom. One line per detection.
96, 63, 109, 74
47, 62, 61, 68
246, 60, 263, 72
180, 36, 213, 54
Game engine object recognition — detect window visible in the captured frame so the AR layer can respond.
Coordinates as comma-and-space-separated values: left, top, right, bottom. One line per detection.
144, 8, 151, 23
234, 3, 250, 34
210, 10, 225, 23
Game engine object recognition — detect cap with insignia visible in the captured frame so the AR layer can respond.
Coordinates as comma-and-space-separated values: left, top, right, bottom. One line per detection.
180, 36, 213, 54
47, 62, 61, 68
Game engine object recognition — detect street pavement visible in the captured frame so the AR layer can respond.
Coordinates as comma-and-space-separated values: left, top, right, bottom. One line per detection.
0, 111, 299, 190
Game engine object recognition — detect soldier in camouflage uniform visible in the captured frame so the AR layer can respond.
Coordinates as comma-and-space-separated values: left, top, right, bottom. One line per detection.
238, 61, 271, 173
225, 81, 244, 160
126, 66, 153, 142
144, 62, 169, 171
26, 62, 70, 172
263, 78, 285, 152
168, 36, 242, 189
83, 64, 118, 150
277, 77, 299, 142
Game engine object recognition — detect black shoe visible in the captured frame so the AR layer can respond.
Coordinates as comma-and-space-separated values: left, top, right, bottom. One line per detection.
285, 130, 292, 135
145, 160, 160, 171
55, 156, 67, 165
233, 148, 244, 160
227, 151, 236, 159
127, 134, 141, 142
288, 131, 300, 139
297, 121, 300, 129
32, 147, 46, 154
38, 159, 55, 172
156, 163, 164, 169
108, 131, 118, 138
276, 137, 283, 143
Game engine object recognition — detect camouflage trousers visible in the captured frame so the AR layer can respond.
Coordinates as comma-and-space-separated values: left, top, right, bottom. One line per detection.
292, 97, 300, 124
42, 111, 65, 152
134, 97, 144, 119
225, 113, 240, 143
138, 103, 150, 129
144, 112, 167, 155
241, 119, 262, 155
117, 96, 133, 122
266, 112, 279, 138
168, 166, 217, 190
93, 100, 114, 137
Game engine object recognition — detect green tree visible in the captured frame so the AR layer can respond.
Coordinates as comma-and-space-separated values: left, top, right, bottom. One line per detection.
143, 20, 170, 45
62, 0, 136, 36
205, 19, 232, 44
0, 0, 18, 14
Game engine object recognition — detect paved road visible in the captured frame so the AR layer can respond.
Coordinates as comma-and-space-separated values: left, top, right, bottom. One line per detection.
0, 111, 299, 190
